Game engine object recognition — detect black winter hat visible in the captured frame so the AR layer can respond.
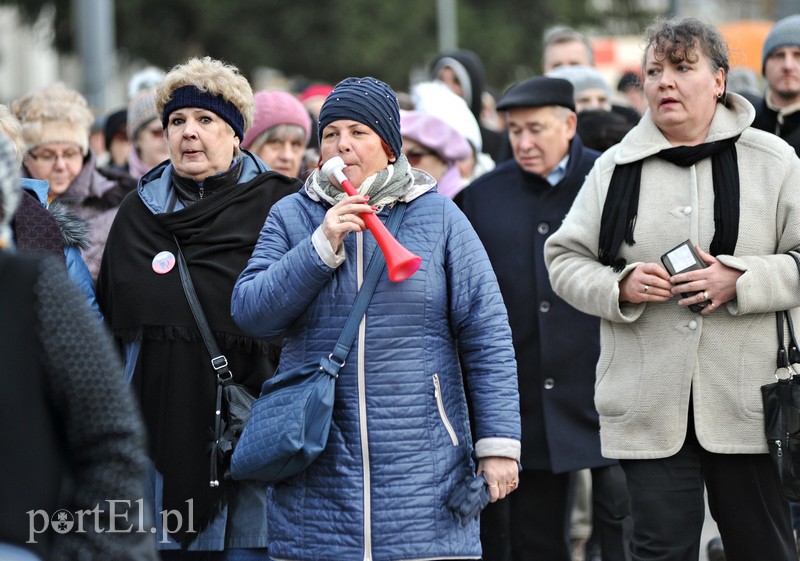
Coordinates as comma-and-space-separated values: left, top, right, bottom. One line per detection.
103, 108, 128, 150
318, 77, 402, 159
496, 76, 575, 113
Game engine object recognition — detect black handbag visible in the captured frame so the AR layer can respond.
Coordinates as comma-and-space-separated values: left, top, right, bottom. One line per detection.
230, 203, 407, 484
761, 251, 800, 500
173, 237, 257, 488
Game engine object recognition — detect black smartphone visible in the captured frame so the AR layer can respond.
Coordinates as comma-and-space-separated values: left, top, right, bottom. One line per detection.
660, 240, 710, 312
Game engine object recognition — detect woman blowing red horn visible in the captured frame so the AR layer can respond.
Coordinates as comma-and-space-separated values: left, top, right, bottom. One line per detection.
321, 154, 421, 281
231, 77, 521, 561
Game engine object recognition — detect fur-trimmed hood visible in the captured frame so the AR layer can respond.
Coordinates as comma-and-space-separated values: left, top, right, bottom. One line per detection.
48, 202, 89, 250
20, 178, 89, 250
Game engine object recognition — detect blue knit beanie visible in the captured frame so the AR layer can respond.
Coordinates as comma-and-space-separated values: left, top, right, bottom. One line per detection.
762, 15, 800, 75
318, 77, 402, 159
162, 85, 245, 140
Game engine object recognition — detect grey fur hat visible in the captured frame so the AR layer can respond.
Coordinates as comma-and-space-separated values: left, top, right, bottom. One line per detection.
762, 15, 800, 74
11, 83, 94, 155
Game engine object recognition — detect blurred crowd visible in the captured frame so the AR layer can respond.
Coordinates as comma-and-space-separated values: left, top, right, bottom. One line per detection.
2, 12, 800, 561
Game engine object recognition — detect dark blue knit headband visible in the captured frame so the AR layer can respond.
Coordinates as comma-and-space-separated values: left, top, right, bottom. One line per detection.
162, 85, 245, 140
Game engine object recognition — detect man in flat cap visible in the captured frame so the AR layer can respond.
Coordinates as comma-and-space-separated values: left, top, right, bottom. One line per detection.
457, 76, 630, 561
753, 14, 800, 155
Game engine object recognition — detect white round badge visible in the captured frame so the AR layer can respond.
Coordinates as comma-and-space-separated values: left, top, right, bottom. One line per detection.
152, 251, 176, 274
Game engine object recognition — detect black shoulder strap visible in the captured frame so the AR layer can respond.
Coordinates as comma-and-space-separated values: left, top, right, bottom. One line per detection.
777, 252, 800, 370
173, 236, 231, 382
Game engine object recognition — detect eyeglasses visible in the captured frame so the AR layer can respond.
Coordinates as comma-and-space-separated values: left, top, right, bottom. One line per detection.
404, 150, 434, 166
27, 149, 84, 166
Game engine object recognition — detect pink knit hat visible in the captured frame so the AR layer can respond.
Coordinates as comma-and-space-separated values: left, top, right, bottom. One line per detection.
241, 90, 312, 149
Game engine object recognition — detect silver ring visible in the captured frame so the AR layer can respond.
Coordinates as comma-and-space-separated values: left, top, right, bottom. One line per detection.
644, 285, 649, 293
702, 290, 709, 300
338, 214, 346, 223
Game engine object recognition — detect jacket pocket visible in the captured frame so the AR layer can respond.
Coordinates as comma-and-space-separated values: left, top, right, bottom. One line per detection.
433, 373, 459, 446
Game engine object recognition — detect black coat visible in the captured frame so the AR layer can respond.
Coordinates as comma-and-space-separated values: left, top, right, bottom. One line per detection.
458, 136, 613, 472
96, 164, 301, 542
752, 97, 800, 156
0, 253, 154, 560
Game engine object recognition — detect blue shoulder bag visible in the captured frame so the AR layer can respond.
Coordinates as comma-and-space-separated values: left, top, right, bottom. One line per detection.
230, 202, 407, 484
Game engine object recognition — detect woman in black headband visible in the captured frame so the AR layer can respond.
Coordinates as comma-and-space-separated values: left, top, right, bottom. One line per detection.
546, 17, 800, 561
96, 56, 301, 559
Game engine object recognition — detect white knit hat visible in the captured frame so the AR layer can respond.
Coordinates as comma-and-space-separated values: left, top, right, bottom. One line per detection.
411, 81, 482, 153
11, 83, 94, 155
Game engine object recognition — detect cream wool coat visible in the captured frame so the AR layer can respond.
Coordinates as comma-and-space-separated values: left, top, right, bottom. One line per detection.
545, 93, 800, 460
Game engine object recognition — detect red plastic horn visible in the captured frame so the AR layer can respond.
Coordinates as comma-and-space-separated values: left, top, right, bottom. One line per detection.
321, 156, 422, 282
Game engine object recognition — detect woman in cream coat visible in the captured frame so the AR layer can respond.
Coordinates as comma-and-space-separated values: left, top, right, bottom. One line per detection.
545, 17, 800, 561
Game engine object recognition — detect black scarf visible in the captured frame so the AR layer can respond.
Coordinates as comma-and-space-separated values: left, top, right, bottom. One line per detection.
172, 158, 244, 204
598, 135, 740, 272
96, 169, 301, 544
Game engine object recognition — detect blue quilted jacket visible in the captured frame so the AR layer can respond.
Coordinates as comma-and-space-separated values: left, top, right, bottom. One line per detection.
232, 172, 520, 561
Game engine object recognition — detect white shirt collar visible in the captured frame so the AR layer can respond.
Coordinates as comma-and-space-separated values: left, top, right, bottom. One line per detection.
546, 154, 570, 187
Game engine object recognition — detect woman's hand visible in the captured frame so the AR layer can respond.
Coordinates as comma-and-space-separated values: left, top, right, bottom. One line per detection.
670, 245, 742, 315
619, 262, 673, 304
478, 457, 519, 502
321, 194, 375, 252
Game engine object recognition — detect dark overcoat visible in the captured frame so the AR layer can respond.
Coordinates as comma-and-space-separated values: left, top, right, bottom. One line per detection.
458, 136, 614, 472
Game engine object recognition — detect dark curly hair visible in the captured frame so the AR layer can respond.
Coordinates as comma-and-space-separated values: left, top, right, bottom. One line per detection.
641, 17, 730, 102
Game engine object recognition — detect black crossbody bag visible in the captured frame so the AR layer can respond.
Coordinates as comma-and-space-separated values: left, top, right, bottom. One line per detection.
173, 236, 257, 487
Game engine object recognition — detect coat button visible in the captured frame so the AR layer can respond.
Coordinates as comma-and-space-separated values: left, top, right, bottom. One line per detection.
683, 206, 692, 215
544, 378, 555, 389
689, 320, 698, 330
537, 222, 550, 235
539, 301, 551, 313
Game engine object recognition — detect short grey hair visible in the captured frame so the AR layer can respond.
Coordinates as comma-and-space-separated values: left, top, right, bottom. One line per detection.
543, 26, 595, 66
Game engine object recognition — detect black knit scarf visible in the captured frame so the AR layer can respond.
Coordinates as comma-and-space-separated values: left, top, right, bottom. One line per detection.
96, 169, 301, 545
598, 135, 740, 272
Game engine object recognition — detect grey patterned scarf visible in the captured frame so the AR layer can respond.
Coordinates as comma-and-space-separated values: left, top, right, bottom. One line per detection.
307, 154, 415, 209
